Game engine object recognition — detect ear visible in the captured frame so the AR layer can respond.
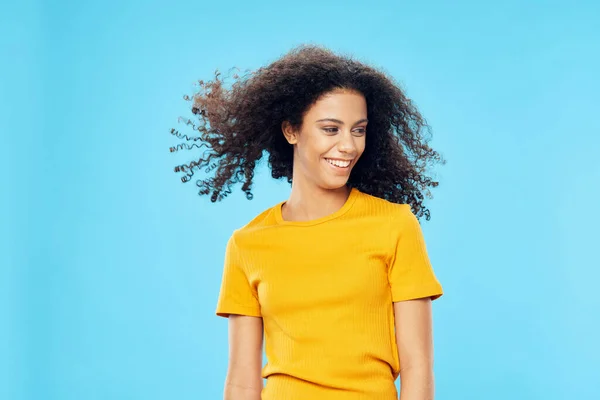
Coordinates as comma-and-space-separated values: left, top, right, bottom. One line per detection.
282, 121, 299, 145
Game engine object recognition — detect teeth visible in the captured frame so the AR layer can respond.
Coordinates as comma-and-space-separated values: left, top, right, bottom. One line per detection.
326, 158, 351, 168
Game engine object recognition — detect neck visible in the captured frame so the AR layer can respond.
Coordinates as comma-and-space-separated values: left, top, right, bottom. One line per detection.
282, 179, 351, 222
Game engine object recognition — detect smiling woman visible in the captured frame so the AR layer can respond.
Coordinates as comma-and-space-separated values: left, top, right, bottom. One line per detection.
170, 44, 446, 400
279, 88, 368, 212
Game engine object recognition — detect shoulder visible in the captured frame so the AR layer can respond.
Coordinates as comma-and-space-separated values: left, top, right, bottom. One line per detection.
354, 190, 420, 241
230, 201, 282, 242
356, 189, 413, 220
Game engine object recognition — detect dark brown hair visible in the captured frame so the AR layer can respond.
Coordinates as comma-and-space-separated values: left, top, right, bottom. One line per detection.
169, 44, 445, 220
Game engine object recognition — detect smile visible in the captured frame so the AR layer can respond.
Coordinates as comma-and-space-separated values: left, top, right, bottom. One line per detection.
324, 158, 352, 168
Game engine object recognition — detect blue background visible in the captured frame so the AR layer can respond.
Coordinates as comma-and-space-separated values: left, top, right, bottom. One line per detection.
3, 0, 599, 399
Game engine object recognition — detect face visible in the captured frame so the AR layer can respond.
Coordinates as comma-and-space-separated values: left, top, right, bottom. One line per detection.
283, 89, 367, 190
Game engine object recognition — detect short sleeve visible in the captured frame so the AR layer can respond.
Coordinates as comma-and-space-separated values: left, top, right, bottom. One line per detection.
215, 233, 262, 318
388, 205, 443, 302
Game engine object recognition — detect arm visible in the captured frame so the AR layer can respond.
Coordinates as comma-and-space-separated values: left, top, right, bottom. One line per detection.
224, 314, 264, 400
394, 298, 436, 400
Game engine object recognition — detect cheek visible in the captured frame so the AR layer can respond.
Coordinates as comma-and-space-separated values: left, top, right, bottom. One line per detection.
357, 137, 367, 156
299, 135, 330, 161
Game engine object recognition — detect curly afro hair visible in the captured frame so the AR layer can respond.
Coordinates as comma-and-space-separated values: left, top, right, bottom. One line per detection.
169, 44, 445, 220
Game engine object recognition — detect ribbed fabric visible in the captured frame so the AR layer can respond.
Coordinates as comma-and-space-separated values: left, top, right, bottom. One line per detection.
216, 187, 443, 399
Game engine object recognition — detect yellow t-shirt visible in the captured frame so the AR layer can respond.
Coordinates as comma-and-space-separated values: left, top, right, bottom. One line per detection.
216, 187, 443, 399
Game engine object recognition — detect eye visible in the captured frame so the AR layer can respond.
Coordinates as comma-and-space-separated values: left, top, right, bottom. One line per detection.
322, 126, 367, 135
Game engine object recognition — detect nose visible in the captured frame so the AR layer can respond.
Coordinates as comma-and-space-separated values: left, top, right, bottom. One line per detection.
337, 130, 358, 155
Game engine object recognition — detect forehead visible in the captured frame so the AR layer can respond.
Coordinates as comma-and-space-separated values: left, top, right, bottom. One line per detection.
304, 89, 367, 119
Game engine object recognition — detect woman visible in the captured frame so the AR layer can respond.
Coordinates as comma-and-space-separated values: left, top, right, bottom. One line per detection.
171, 45, 445, 400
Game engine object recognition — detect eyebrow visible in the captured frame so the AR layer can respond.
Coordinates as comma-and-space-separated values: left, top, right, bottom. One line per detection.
315, 118, 368, 125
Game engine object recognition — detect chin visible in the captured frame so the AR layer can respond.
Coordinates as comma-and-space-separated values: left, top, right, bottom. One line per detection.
320, 178, 351, 191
